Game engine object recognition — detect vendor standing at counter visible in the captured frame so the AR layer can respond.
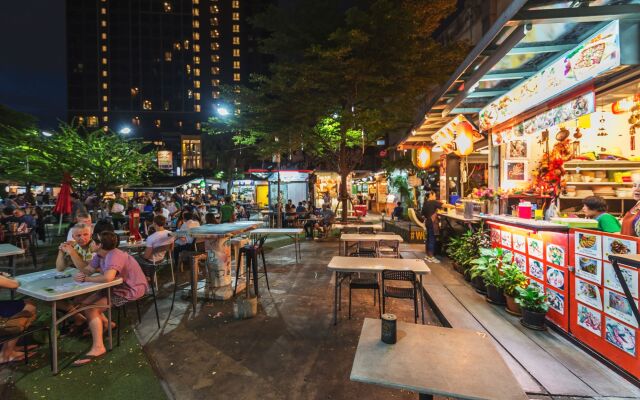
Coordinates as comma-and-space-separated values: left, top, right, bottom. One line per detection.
422, 190, 443, 263
582, 196, 620, 233
621, 176, 640, 236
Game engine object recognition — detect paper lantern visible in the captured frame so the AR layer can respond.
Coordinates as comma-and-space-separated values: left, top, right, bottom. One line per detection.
454, 121, 475, 156
411, 146, 432, 169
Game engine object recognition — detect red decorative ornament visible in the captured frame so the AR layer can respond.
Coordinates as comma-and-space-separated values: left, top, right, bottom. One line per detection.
379, 150, 387, 158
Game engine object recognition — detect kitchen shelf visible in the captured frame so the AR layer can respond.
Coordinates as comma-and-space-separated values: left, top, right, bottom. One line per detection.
559, 196, 635, 200
564, 160, 640, 171
565, 182, 632, 185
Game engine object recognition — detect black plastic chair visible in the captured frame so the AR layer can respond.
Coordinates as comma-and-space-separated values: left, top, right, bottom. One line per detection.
381, 269, 419, 323
348, 273, 381, 319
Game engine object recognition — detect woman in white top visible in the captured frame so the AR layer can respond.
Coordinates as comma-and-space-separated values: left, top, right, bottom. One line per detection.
141, 215, 174, 263
173, 211, 201, 262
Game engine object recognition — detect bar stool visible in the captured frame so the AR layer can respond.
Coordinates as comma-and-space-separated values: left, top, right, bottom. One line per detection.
233, 237, 269, 297
230, 236, 250, 266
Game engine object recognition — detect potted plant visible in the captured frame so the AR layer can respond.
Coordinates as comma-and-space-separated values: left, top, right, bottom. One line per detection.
447, 227, 490, 283
470, 247, 510, 304
502, 264, 527, 315
515, 286, 549, 330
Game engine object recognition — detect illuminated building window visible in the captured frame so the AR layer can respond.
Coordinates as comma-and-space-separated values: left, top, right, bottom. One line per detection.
194, 104, 201, 112
163, 1, 172, 12
103, 116, 109, 122
193, 32, 200, 41
194, 68, 200, 76
102, 95, 108, 102
186, 65, 191, 74
233, 73, 241, 81
211, 42, 219, 50
194, 44, 200, 52
77, 116, 85, 125
181, 139, 202, 170
174, 42, 181, 50
164, 51, 172, 61
101, 20, 107, 27
102, 106, 108, 112
103, 126, 109, 132
131, 87, 139, 97
233, 24, 240, 33
211, 30, 219, 38
164, 101, 170, 111
232, 12, 239, 20
194, 93, 200, 100
233, 86, 241, 93
211, 55, 219, 62
101, 45, 107, 52
211, 67, 219, 75
210, 17, 218, 26
132, 116, 140, 126
210, 5, 219, 13
233, 61, 240, 69
193, 20, 199, 28
102, 71, 108, 77
101, 33, 107, 40
194, 80, 200, 88
194, 56, 200, 64
211, 79, 220, 86
155, 119, 161, 128
102, 58, 108, 65
102, 83, 108, 89
233, 49, 240, 57
233, 37, 240, 45
212, 91, 220, 99
101, 7, 107, 14
187, 89, 193, 98
232, 0, 239, 8
178, 121, 183, 128
183, 40, 190, 49
193, 8, 199, 16
193, 0, 199, 4
88, 116, 98, 127
196, 123, 201, 130
143, 100, 152, 110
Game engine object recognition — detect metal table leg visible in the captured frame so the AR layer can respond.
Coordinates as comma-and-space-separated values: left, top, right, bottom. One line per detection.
191, 255, 198, 313
420, 275, 425, 324
9, 255, 15, 299
334, 271, 339, 325
50, 301, 58, 374
107, 287, 113, 350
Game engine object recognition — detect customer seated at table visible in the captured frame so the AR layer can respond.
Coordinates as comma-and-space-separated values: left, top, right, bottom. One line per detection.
71, 231, 148, 366
304, 204, 334, 239
582, 196, 621, 233
66, 213, 94, 241
205, 212, 218, 224
56, 224, 95, 271
139, 215, 174, 264
0, 274, 37, 364
391, 202, 404, 221
173, 212, 200, 261
13, 208, 36, 229
296, 202, 306, 213
234, 203, 247, 220
1, 206, 18, 226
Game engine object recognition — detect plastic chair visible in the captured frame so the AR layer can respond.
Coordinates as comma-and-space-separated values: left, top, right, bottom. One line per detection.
381, 269, 419, 323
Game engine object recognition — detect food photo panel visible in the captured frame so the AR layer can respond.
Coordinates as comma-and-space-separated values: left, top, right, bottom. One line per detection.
546, 266, 566, 291
576, 277, 603, 310
602, 236, 636, 260
575, 255, 602, 284
501, 230, 512, 248
546, 288, 565, 315
603, 262, 639, 299
574, 231, 601, 259
605, 317, 637, 357
604, 289, 639, 328
546, 244, 565, 267
529, 258, 544, 281
513, 253, 527, 273
527, 237, 543, 259
577, 303, 602, 336
513, 233, 526, 253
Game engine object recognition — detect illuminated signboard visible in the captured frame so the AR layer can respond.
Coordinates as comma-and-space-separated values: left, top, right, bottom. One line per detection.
480, 21, 620, 130
157, 150, 173, 170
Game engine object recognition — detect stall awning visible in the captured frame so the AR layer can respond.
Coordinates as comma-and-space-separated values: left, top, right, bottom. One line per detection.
398, 0, 640, 149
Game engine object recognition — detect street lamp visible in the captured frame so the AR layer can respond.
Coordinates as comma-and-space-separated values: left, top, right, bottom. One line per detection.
41, 131, 53, 137
216, 106, 230, 117
119, 127, 132, 134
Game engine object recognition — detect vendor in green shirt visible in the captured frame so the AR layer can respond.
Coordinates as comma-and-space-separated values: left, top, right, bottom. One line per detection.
219, 196, 236, 223
582, 196, 621, 233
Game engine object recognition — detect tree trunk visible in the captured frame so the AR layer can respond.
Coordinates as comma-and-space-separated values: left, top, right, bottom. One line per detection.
339, 169, 350, 223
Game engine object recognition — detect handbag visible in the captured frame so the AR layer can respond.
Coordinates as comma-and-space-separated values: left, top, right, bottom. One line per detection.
0, 310, 36, 336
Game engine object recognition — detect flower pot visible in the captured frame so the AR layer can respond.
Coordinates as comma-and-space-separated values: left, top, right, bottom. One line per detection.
485, 285, 506, 305
453, 263, 465, 275
520, 308, 547, 331
505, 294, 522, 316
463, 269, 472, 282
471, 276, 486, 294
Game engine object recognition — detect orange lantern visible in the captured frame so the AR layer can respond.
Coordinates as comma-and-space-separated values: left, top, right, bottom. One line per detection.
411, 146, 432, 169
454, 121, 475, 156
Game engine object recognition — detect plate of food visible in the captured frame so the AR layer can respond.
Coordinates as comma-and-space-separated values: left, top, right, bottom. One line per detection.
603, 236, 636, 259
546, 244, 565, 266
547, 267, 565, 290
575, 232, 601, 258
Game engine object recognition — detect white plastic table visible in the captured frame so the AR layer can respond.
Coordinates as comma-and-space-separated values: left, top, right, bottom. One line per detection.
0, 243, 26, 298
351, 319, 528, 400
333, 224, 383, 233
339, 233, 404, 256
118, 240, 146, 251
16, 269, 123, 374
327, 256, 430, 325
250, 228, 303, 263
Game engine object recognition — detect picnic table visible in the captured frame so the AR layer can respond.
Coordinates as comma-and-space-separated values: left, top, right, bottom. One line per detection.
250, 228, 303, 263
351, 318, 527, 400
327, 256, 429, 324
16, 269, 122, 374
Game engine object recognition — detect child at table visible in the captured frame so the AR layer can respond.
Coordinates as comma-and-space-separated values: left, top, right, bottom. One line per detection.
71, 231, 148, 367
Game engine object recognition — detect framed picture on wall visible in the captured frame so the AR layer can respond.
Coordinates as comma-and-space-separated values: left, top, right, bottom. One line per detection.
504, 160, 528, 182
507, 140, 528, 159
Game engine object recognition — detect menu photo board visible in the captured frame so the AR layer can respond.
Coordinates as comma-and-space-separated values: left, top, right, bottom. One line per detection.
569, 229, 640, 380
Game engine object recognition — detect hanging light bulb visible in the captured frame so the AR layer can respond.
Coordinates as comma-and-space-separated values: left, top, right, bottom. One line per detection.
454, 121, 475, 156
411, 146, 432, 169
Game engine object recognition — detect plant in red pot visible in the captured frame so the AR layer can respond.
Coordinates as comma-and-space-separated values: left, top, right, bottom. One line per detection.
515, 286, 549, 330
502, 264, 527, 316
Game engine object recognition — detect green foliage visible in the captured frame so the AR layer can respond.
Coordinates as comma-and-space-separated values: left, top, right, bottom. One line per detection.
0, 104, 37, 131
0, 124, 158, 194
502, 264, 528, 297
446, 226, 490, 269
469, 246, 513, 288
389, 175, 412, 215
515, 286, 550, 313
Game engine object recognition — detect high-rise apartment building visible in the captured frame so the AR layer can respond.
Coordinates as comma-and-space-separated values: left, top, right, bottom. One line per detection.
67, 0, 264, 174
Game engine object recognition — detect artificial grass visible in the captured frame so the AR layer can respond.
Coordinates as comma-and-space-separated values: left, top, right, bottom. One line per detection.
1, 311, 167, 400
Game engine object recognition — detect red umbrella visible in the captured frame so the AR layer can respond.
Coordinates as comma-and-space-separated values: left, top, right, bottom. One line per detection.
54, 173, 73, 233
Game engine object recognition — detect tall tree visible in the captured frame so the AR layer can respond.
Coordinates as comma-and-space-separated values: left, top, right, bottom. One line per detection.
206, 0, 465, 220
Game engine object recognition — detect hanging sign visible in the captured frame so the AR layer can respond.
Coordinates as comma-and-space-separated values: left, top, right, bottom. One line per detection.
431, 114, 482, 154
157, 150, 173, 170
480, 21, 620, 130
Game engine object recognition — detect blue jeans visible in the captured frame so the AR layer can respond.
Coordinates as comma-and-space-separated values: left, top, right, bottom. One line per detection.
425, 224, 436, 255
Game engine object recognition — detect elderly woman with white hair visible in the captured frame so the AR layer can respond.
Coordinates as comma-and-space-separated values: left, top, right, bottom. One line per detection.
621, 174, 640, 237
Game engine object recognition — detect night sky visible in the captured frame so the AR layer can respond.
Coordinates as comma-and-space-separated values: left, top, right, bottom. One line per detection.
0, 0, 66, 130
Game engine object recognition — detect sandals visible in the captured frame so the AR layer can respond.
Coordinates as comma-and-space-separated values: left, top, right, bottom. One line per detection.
72, 352, 106, 367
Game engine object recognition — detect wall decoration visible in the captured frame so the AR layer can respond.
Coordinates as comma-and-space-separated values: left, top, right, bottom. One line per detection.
514, 253, 527, 273
546, 244, 565, 266
575, 255, 602, 284
575, 231, 602, 259
529, 259, 544, 281
507, 140, 528, 159
546, 266, 565, 291
604, 289, 639, 328
605, 317, 636, 356
527, 237, 543, 259
504, 160, 528, 182
529, 280, 544, 293
576, 277, 602, 310
491, 228, 501, 244
602, 236, 637, 260
513, 234, 526, 253
501, 231, 512, 248
546, 288, 565, 315
603, 262, 638, 298
577, 303, 602, 336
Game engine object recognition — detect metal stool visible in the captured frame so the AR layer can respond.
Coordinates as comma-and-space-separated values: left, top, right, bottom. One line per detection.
232, 237, 269, 297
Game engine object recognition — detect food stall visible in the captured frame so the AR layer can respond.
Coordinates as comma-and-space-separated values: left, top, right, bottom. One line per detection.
230, 179, 268, 208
